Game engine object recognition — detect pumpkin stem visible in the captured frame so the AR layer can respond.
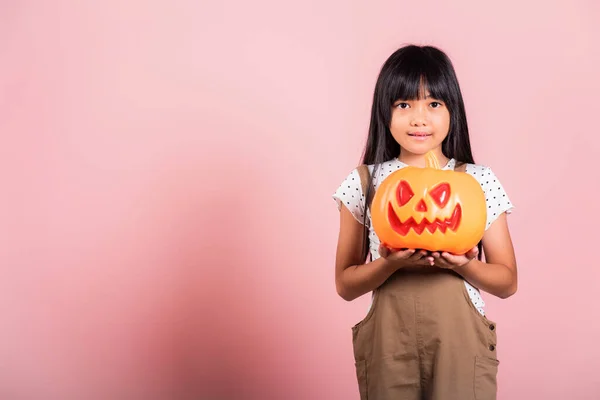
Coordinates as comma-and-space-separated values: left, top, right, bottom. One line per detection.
425, 151, 440, 169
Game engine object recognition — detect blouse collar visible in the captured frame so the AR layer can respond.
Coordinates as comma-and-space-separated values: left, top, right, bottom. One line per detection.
392, 157, 456, 170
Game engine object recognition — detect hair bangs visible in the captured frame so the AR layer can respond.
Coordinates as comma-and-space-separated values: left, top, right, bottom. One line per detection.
385, 60, 453, 106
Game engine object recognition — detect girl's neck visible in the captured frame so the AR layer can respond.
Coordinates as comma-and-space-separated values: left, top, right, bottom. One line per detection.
398, 148, 449, 168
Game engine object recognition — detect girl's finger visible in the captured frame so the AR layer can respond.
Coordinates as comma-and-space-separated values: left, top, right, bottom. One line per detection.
418, 258, 433, 266
441, 252, 462, 265
466, 247, 479, 259
393, 249, 414, 260
379, 245, 390, 258
432, 255, 449, 268
404, 249, 420, 259
409, 250, 425, 260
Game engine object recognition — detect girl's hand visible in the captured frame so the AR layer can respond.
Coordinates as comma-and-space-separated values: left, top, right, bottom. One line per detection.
378, 244, 435, 269
431, 246, 479, 270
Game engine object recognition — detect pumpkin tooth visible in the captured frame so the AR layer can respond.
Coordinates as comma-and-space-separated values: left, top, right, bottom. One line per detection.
413, 219, 427, 235
437, 219, 448, 233
388, 204, 462, 235
426, 222, 437, 234
388, 203, 411, 235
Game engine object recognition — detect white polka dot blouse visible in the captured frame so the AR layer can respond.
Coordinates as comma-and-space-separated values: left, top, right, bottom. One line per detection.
333, 157, 514, 316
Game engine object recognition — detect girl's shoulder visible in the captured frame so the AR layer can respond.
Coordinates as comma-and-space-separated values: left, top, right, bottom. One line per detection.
460, 161, 515, 229
461, 162, 503, 185
331, 159, 401, 225
462, 161, 492, 176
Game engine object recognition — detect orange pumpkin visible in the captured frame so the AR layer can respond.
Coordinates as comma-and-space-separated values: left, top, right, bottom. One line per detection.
371, 152, 486, 255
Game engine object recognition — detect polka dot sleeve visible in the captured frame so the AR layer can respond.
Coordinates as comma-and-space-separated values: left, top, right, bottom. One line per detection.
332, 168, 367, 225
480, 166, 514, 230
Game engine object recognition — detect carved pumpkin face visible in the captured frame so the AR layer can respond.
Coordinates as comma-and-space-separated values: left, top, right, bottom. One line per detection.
371, 152, 486, 254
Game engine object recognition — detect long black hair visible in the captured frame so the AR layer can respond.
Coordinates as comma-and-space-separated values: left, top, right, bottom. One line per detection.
360, 45, 483, 260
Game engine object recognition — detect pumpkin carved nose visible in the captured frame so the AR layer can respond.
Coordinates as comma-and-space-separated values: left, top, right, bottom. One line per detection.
415, 199, 428, 212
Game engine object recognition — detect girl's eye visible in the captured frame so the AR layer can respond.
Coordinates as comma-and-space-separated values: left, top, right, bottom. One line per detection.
430, 102, 443, 108
396, 103, 410, 109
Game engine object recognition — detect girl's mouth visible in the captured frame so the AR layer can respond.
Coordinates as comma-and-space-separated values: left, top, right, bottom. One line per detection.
408, 132, 432, 140
408, 132, 432, 136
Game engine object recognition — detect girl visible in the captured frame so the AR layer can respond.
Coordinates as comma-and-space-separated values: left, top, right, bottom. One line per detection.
332, 45, 517, 400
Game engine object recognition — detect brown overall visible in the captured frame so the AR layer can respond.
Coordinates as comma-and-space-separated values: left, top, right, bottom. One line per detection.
353, 164, 499, 400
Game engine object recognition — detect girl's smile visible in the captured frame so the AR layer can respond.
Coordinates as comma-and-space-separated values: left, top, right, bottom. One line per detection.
407, 131, 433, 141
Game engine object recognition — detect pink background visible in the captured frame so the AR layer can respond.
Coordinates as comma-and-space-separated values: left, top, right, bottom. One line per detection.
1, 1, 599, 399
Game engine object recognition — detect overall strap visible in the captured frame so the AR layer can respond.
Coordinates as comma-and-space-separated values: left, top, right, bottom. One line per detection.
356, 164, 374, 262
454, 160, 467, 172
356, 164, 375, 210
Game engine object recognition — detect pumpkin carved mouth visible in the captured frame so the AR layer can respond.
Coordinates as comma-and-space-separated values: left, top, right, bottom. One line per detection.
387, 203, 462, 235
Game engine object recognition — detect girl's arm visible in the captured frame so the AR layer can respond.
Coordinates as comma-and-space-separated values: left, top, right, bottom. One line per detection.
335, 205, 432, 301
434, 212, 518, 299
335, 206, 397, 301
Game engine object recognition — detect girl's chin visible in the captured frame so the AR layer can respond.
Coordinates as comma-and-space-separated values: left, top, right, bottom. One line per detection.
400, 144, 442, 156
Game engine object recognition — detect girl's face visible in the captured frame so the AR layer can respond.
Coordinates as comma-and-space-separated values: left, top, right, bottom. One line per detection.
389, 91, 450, 157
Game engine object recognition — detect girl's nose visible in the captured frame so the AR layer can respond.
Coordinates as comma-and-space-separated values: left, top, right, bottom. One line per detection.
410, 105, 428, 126
410, 112, 428, 126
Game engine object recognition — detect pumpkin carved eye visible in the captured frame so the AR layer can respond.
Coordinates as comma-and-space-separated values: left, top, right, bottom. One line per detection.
397, 181, 414, 206
429, 183, 450, 208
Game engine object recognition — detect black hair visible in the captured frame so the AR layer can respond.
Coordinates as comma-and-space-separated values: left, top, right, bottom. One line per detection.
360, 44, 483, 261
